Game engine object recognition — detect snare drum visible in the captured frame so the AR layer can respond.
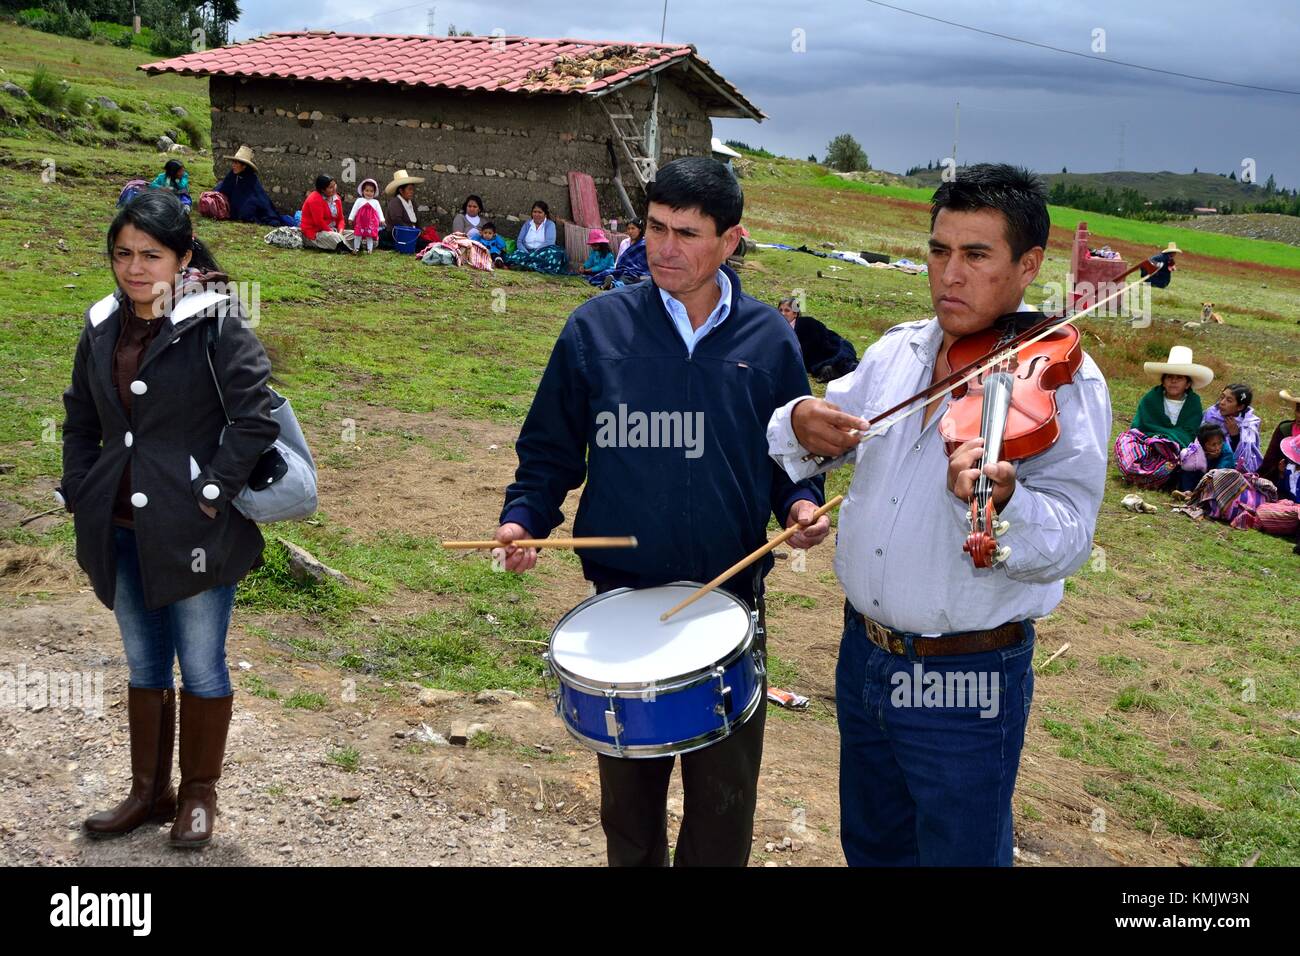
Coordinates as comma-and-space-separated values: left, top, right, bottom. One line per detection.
545, 584, 764, 759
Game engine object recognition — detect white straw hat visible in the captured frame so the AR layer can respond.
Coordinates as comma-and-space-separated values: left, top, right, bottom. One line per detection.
1143, 345, 1214, 390
384, 169, 425, 197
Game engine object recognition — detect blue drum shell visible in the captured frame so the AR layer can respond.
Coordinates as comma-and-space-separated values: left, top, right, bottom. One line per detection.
554, 647, 763, 759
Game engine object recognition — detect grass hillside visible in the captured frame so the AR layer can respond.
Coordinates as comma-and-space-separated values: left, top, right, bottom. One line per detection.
1183, 213, 1300, 247
2, 22, 1298, 866
0, 19, 208, 151
744, 155, 1300, 271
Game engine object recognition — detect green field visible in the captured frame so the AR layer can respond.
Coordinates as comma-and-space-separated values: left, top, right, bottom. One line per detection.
795, 169, 1300, 270
1, 22, 1297, 866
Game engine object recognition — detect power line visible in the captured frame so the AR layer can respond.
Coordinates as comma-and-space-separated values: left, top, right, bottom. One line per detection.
862, 0, 1300, 96
323, 2, 432, 32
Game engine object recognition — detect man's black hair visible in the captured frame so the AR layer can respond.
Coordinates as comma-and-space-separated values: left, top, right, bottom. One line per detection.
645, 156, 743, 235
930, 163, 1050, 260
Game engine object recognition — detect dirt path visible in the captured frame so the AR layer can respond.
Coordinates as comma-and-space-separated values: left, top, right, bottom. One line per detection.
0, 408, 1190, 867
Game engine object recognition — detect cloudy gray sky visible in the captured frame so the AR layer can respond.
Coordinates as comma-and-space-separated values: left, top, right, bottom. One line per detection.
230, 0, 1300, 189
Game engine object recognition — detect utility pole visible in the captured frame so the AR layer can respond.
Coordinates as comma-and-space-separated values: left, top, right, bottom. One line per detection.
952, 100, 960, 167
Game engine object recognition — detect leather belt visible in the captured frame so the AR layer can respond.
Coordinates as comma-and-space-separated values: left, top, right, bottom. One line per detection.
850, 608, 1025, 657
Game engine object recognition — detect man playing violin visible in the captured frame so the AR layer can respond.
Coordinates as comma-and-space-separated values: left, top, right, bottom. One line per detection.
767, 164, 1112, 866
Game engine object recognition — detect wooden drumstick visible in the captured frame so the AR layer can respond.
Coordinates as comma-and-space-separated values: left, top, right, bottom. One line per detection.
441, 536, 638, 550
659, 495, 843, 622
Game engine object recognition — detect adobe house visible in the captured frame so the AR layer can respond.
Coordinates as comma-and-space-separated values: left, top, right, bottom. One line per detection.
141, 31, 763, 231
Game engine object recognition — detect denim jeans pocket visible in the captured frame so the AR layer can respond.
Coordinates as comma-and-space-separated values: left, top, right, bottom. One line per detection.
996, 621, 1036, 721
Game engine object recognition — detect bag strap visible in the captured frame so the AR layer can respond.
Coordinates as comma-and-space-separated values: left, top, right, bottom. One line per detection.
204, 308, 234, 427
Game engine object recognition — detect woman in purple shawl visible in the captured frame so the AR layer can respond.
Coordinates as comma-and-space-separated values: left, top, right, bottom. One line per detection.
1203, 383, 1262, 473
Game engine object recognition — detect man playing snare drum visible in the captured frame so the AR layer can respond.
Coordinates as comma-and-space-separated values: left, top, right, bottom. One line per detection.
494, 156, 828, 867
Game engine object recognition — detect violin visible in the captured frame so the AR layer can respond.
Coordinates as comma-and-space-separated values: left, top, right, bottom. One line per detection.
938, 312, 1082, 568
799, 268, 1155, 568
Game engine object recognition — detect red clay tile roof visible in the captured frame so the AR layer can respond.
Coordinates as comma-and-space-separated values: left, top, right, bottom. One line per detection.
139, 31, 763, 119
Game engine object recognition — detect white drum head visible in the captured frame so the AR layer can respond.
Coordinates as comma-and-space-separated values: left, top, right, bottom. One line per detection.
550, 586, 751, 685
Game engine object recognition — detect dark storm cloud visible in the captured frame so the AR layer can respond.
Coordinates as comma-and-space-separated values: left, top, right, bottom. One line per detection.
229, 0, 1300, 187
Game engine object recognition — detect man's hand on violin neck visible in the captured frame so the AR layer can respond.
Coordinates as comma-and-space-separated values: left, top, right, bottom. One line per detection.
792, 398, 869, 457
948, 438, 1017, 510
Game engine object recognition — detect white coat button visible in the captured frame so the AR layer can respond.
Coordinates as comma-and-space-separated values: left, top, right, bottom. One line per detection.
202, 483, 220, 500
130, 492, 148, 508
124, 431, 134, 447
130, 380, 147, 395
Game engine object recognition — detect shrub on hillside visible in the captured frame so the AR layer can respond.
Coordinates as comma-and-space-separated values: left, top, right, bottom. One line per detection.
149, 17, 191, 57
27, 64, 65, 111
64, 87, 88, 116
17, 3, 92, 40
176, 115, 205, 148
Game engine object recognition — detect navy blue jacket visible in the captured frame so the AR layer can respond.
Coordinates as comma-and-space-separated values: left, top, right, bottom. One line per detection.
501, 264, 823, 593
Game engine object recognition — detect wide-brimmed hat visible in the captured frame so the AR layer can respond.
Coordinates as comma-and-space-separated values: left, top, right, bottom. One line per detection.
222, 145, 257, 172
1144, 345, 1214, 390
1280, 389, 1300, 404
384, 169, 425, 197
357, 177, 379, 195
1163, 242, 1183, 255
1282, 434, 1300, 465
587, 228, 610, 245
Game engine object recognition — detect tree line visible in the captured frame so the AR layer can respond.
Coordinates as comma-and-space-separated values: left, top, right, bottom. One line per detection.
2, 0, 241, 54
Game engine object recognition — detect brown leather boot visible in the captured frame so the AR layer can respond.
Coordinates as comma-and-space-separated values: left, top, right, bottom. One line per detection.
83, 687, 176, 837
170, 690, 233, 849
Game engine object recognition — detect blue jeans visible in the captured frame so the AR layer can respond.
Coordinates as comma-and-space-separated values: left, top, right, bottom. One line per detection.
836, 602, 1035, 866
112, 527, 235, 697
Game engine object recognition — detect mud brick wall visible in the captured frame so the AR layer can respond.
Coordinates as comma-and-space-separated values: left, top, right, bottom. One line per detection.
208, 73, 714, 235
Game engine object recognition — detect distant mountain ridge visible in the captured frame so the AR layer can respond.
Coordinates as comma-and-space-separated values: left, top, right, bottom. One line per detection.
903, 168, 1283, 208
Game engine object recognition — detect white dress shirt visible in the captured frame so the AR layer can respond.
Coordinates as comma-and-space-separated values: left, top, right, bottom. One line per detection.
767, 308, 1112, 633
658, 269, 732, 356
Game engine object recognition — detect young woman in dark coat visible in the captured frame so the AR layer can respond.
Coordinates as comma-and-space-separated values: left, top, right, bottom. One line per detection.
57, 190, 278, 849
